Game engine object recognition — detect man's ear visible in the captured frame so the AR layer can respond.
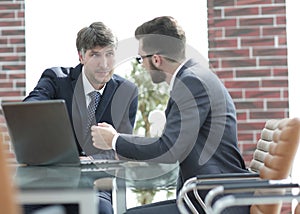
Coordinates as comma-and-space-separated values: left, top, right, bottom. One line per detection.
78, 51, 84, 63
152, 54, 161, 66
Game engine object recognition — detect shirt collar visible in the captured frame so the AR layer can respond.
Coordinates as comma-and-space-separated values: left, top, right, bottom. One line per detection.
82, 67, 106, 96
169, 59, 189, 92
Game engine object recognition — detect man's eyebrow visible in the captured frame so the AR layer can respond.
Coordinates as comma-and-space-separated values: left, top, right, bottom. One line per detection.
90, 48, 114, 54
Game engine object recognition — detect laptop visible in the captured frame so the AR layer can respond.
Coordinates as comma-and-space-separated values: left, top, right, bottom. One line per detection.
2, 100, 82, 166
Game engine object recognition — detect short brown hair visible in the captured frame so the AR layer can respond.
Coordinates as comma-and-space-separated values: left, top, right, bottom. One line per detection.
76, 22, 117, 53
135, 16, 186, 62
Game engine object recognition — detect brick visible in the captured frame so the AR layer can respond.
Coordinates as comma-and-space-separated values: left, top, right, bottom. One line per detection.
278, 36, 287, 45
0, 74, 8, 79
208, 29, 223, 38
224, 80, 259, 88
237, 0, 272, 5
0, 56, 25, 62
215, 70, 234, 79
9, 38, 25, 44
236, 69, 271, 77
0, 38, 8, 44
0, 20, 22, 27
8, 73, 25, 79
267, 100, 289, 109
209, 49, 250, 58
209, 59, 220, 69
276, 16, 286, 25
283, 90, 288, 99
240, 17, 274, 26
0, 91, 22, 96
241, 37, 274, 47
238, 133, 254, 141
225, 27, 260, 37
16, 46, 25, 53
225, 7, 259, 17
237, 112, 247, 120
221, 59, 256, 68
262, 5, 286, 15
0, 47, 14, 53
3, 64, 25, 70
259, 58, 287, 66
263, 26, 286, 36
261, 79, 288, 87
245, 90, 281, 99
16, 81, 25, 88
238, 121, 266, 131
0, 11, 14, 19
17, 11, 24, 18
214, 0, 235, 7
253, 47, 287, 56
235, 100, 264, 109
213, 18, 237, 28
208, 9, 222, 19
209, 38, 238, 48
255, 132, 261, 141
250, 111, 285, 119
0, 3, 22, 10
2, 29, 25, 36
273, 68, 288, 76
229, 90, 243, 99
0, 82, 13, 88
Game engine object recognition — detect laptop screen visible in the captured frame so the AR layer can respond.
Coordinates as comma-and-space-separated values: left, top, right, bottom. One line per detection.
2, 100, 80, 166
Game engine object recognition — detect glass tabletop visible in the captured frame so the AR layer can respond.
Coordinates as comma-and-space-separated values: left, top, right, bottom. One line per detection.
13, 161, 179, 191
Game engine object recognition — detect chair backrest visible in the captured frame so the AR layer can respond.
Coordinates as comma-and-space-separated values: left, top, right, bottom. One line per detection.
0, 131, 21, 214
249, 119, 282, 173
177, 118, 300, 214
250, 117, 300, 214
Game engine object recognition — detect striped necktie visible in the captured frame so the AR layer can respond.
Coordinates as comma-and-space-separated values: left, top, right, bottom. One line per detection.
86, 91, 101, 136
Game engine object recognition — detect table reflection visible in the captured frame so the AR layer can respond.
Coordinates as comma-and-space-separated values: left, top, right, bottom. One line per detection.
14, 161, 179, 191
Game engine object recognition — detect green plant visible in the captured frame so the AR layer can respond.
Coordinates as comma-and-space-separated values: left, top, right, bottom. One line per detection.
126, 60, 169, 137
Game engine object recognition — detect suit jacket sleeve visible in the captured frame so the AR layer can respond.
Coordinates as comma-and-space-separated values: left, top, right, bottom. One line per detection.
115, 73, 209, 163
23, 67, 69, 101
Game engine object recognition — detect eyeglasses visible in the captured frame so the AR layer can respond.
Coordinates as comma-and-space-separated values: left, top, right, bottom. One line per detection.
136, 54, 153, 64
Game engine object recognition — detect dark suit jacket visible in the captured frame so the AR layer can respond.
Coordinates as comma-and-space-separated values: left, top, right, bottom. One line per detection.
24, 63, 138, 158
115, 58, 248, 193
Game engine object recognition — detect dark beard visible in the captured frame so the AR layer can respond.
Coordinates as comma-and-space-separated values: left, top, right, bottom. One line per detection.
149, 60, 166, 83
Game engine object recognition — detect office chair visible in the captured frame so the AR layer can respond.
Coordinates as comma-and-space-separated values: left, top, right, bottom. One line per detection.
0, 131, 21, 214
250, 117, 300, 214
204, 177, 299, 212
0, 131, 66, 214
207, 182, 300, 214
177, 117, 300, 214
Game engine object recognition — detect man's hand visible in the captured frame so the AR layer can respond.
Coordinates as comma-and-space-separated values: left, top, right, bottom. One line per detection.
91, 122, 117, 150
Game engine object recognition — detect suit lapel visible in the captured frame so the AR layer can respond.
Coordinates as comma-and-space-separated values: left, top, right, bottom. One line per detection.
95, 77, 118, 121
71, 67, 88, 151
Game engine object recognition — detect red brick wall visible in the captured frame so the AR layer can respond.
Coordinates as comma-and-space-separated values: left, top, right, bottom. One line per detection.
208, 0, 289, 165
0, 0, 25, 162
208, 1, 290, 212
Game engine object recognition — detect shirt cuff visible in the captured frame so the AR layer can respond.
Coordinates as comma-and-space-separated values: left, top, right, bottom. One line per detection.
112, 133, 119, 150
